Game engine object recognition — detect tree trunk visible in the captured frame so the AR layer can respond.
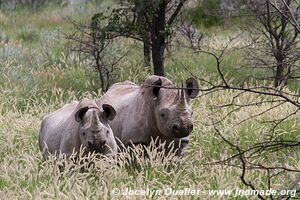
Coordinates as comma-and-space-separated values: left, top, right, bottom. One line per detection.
135, 2, 151, 68
151, 40, 165, 76
274, 60, 284, 87
143, 36, 151, 67
150, 1, 166, 76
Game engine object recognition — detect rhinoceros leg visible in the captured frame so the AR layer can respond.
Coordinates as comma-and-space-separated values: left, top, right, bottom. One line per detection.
174, 137, 189, 157
166, 136, 189, 157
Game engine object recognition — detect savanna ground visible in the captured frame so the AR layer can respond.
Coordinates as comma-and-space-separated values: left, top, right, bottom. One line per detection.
0, 1, 299, 199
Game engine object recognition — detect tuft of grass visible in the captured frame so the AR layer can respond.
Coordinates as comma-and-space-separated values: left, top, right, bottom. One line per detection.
16, 27, 40, 43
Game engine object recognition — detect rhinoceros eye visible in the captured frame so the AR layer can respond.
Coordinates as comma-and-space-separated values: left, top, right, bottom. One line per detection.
82, 132, 86, 136
160, 109, 169, 118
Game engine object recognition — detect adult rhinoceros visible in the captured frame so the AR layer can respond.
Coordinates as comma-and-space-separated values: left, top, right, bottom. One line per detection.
39, 98, 117, 159
97, 75, 199, 156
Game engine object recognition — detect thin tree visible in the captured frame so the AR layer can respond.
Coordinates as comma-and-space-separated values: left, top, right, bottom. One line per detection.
93, 0, 188, 76
67, 17, 126, 92
243, 0, 299, 88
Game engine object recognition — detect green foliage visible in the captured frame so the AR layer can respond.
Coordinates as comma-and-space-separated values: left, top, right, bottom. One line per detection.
91, 0, 187, 75
185, 0, 223, 28
91, 5, 147, 41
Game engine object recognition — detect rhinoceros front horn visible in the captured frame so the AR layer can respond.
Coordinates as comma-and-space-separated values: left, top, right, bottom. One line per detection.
91, 110, 101, 130
176, 84, 187, 111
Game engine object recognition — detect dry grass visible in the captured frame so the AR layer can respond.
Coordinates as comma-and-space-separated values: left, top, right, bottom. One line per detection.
0, 82, 299, 199
0, 1, 299, 199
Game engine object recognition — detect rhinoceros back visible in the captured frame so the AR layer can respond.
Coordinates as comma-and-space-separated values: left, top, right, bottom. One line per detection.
97, 81, 142, 142
39, 102, 78, 158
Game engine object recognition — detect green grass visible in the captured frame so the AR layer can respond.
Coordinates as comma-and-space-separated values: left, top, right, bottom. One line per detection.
0, 1, 299, 199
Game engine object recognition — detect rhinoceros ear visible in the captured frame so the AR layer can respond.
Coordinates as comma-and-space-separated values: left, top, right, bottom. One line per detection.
152, 78, 162, 98
186, 77, 199, 99
75, 106, 89, 122
102, 104, 116, 121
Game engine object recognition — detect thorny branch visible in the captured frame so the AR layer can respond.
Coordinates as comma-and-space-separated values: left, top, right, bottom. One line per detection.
175, 6, 300, 198
266, 0, 300, 33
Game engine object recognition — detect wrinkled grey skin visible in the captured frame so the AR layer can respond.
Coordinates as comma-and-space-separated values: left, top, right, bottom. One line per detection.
39, 98, 117, 159
97, 75, 199, 156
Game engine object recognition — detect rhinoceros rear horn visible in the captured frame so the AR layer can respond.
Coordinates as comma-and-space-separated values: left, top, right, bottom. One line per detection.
102, 104, 116, 121
75, 106, 89, 122
186, 77, 199, 99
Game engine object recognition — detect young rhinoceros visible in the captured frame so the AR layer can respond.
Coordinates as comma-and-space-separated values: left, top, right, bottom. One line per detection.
39, 98, 117, 159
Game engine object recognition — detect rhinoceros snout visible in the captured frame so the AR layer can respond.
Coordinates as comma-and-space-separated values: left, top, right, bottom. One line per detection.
172, 124, 180, 132
87, 139, 107, 151
172, 123, 193, 138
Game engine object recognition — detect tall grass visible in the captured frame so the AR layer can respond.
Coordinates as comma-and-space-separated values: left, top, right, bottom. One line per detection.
0, 1, 299, 199
0, 78, 299, 199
